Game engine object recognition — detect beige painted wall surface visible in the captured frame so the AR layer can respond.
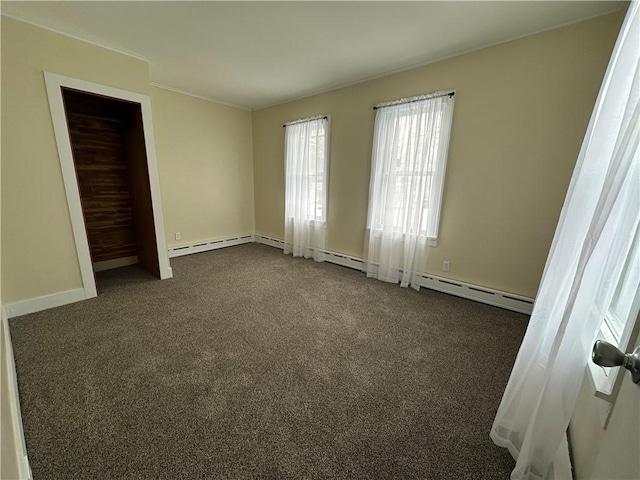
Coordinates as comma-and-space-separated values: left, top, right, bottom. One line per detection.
252, 13, 622, 298
0, 17, 21, 478
1, 17, 151, 303
151, 87, 254, 247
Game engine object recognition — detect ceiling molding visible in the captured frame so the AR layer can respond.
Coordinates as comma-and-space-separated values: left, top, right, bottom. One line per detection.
150, 83, 251, 111
2, 3, 625, 112
1, 12, 150, 62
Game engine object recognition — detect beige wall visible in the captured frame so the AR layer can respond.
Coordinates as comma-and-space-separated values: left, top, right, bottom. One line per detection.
1, 21, 23, 475
151, 87, 254, 247
1, 16, 151, 304
0, 10, 629, 478
0, 13, 622, 302
252, 13, 622, 298
0, 17, 19, 478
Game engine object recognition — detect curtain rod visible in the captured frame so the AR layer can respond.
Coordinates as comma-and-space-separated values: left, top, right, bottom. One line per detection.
283, 115, 328, 128
373, 91, 455, 110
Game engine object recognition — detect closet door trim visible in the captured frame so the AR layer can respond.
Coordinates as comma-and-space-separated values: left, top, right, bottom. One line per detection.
44, 72, 172, 300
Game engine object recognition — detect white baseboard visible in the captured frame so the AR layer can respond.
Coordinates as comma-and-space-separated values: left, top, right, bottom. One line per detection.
323, 249, 366, 271
2, 307, 32, 479
254, 233, 534, 315
254, 234, 285, 250
5, 233, 533, 319
4, 288, 87, 319
5, 234, 256, 318
168, 234, 255, 258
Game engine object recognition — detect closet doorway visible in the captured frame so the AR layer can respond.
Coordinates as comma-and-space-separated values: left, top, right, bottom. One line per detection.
45, 73, 172, 301
62, 89, 160, 279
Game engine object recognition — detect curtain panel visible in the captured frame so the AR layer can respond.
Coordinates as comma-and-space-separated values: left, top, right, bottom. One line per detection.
491, 3, 640, 479
284, 117, 328, 262
364, 95, 455, 289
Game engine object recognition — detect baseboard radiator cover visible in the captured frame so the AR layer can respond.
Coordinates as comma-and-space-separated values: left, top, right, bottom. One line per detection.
168, 234, 255, 258
417, 274, 533, 315
254, 233, 534, 315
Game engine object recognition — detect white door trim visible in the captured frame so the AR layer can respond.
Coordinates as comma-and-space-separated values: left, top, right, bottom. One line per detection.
44, 72, 172, 301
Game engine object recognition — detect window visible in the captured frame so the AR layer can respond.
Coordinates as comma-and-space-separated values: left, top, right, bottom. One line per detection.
606, 225, 640, 342
283, 116, 329, 261
284, 117, 328, 222
306, 123, 327, 222
590, 222, 640, 399
365, 92, 455, 288
367, 94, 454, 243
373, 110, 443, 237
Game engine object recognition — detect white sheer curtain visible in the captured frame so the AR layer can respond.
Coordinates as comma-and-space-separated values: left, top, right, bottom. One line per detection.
491, 3, 640, 479
364, 94, 454, 289
284, 117, 328, 262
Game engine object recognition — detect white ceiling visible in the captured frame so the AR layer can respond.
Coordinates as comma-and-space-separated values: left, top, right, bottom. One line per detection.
2, 1, 624, 110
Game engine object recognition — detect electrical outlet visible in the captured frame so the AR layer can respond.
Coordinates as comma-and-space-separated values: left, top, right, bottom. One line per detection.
442, 260, 450, 272
175, 232, 181, 241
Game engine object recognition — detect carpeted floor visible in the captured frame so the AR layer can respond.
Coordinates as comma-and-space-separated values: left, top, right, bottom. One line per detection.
10, 243, 528, 479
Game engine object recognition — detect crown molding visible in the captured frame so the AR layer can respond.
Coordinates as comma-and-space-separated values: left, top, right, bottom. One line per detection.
150, 83, 250, 111
3, 4, 624, 112
1, 13, 149, 62
253, 6, 624, 111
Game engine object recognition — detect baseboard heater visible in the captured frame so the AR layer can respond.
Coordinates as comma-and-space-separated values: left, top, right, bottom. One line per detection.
168, 234, 254, 258
166, 233, 533, 314
417, 274, 533, 314
253, 233, 534, 315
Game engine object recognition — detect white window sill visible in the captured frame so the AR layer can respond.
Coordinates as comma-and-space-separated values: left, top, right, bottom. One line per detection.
585, 364, 615, 428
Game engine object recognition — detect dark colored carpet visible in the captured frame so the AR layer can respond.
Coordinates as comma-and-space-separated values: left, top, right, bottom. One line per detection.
10, 243, 528, 479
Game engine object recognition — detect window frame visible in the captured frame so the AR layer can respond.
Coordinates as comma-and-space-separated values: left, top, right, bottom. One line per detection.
284, 115, 330, 225
367, 102, 451, 245
587, 228, 640, 426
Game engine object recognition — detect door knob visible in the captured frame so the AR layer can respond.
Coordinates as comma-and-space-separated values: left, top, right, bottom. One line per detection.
592, 340, 640, 384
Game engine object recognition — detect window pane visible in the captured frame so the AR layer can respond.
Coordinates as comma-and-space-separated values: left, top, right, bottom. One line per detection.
373, 104, 449, 236
607, 223, 640, 341
284, 117, 328, 222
